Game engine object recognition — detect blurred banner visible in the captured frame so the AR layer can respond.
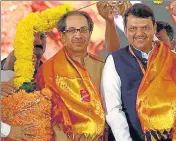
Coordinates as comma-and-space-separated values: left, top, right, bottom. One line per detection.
1, 1, 107, 61
1, 1, 175, 61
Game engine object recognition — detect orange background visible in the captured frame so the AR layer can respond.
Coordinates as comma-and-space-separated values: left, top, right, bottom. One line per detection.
1, 1, 107, 61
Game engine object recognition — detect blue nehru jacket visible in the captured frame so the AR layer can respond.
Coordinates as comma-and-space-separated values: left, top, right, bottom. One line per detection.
111, 45, 147, 141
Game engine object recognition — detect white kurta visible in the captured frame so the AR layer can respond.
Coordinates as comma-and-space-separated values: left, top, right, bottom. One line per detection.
1, 70, 14, 137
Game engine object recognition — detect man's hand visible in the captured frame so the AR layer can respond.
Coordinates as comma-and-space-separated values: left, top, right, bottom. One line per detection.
8, 124, 36, 141
97, 1, 115, 22
166, 1, 176, 16
97, 1, 132, 22
1, 77, 17, 97
170, 1, 176, 16
111, 1, 132, 16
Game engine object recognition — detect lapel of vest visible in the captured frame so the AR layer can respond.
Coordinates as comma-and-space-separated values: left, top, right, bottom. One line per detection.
127, 46, 144, 74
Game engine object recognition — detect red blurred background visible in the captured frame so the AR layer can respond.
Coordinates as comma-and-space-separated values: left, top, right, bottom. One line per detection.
1, 1, 107, 62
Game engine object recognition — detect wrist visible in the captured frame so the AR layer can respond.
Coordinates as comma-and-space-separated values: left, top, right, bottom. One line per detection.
106, 20, 116, 28
106, 20, 114, 25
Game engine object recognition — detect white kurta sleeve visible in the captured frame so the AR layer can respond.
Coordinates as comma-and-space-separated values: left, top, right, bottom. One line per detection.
1, 121, 11, 137
101, 55, 132, 141
1, 70, 14, 82
1, 71, 13, 136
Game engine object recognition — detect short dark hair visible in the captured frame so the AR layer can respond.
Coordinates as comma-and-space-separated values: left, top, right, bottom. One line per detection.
57, 10, 94, 32
156, 21, 174, 41
123, 3, 155, 27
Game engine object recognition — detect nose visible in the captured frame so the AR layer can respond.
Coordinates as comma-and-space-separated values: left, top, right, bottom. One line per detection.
137, 28, 144, 34
74, 35, 83, 41
74, 32, 83, 40
74, 29, 82, 36
135, 28, 146, 37
34, 35, 42, 45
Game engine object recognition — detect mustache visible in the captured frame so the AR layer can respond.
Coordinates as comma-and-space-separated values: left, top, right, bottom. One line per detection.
72, 38, 85, 43
134, 36, 147, 39
34, 45, 43, 50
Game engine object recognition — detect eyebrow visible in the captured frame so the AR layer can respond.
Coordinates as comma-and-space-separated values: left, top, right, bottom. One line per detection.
129, 25, 149, 27
67, 26, 87, 29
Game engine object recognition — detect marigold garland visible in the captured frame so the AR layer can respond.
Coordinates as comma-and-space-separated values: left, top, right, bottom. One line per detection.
2, 4, 73, 141
13, 4, 73, 88
2, 88, 52, 141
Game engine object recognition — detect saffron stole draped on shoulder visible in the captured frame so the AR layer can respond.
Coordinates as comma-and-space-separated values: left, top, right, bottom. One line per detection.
136, 41, 176, 140
35, 48, 105, 139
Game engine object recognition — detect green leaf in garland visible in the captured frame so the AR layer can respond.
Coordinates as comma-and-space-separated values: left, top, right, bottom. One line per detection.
18, 82, 36, 93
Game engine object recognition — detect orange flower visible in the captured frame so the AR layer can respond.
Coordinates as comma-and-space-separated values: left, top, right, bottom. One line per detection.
1, 88, 52, 141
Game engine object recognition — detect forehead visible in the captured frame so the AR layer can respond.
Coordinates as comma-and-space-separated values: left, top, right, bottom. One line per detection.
65, 15, 88, 28
126, 15, 153, 27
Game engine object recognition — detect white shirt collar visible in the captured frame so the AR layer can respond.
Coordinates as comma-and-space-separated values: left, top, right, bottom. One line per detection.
132, 43, 154, 60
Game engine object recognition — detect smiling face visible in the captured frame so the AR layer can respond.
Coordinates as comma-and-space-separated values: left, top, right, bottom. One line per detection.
61, 15, 91, 55
125, 15, 156, 53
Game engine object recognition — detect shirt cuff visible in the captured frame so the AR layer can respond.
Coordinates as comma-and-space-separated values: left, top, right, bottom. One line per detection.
1, 122, 11, 137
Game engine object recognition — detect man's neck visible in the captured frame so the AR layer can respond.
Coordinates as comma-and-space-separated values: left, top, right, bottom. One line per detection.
132, 44, 154, 54
142, 48, 152, 54
72, 52, 87, 59
65, 48, 87, 66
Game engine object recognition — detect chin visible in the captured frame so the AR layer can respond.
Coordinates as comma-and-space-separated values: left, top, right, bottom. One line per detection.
134, 42, 146, 49
35, 54, 43, 60
74, 45, 86, 51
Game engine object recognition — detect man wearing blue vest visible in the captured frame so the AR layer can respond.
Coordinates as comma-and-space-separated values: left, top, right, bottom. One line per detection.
101, 3, 176, 141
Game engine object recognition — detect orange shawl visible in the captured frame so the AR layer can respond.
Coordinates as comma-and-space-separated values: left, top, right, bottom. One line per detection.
136, 41, 176, 139
35, 48, 105, 139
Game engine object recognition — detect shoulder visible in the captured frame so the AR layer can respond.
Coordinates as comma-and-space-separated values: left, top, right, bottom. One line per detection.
171, 50, 176, 59
39, 58, 52, 70
88, 53, 105, 63
104, 55, 115, 68
112, 46, 129, 58
40, 50, 60, 69
37, 49, 64, 74
37, 54, 55, 75
113, 46, 128, 53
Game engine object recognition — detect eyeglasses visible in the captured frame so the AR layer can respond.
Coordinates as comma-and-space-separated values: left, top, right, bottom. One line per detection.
63, 26, 89, 34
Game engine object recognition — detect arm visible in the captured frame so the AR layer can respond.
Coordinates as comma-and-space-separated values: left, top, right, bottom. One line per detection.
97, 2, 120, 53
105, 21, 120, 53
0, 71, 16, 97
1, 121, 36, 140
101, 55, 132, 141
97, 1, 132, 53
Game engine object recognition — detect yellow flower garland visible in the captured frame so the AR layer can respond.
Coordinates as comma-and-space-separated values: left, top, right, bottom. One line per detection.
14, 4, 73, 88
